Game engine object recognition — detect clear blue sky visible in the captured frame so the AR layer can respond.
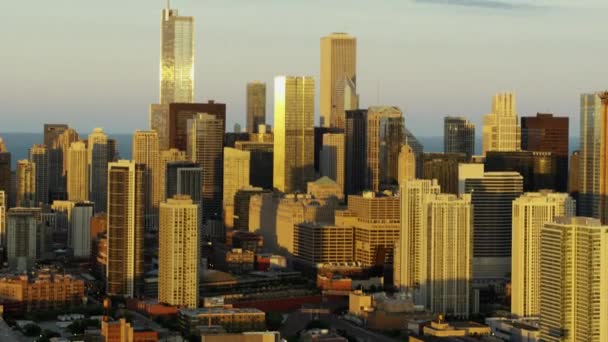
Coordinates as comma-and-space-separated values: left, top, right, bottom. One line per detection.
1, 0, 607, 136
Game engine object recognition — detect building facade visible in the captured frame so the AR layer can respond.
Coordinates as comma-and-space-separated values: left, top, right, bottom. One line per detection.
16, 160, 36, 208
366, 106, 405, 192
247, 81, 266, 133
482, 93, 521, 156
29, 144, 49, 205
67, 141, 88, 202
88, 128, 109, 213
320, 133, 346, 193
444, 116, 475, 159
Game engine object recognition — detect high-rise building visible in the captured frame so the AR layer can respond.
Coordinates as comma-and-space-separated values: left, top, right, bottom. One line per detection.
51, 200, 76, 246
160, 3, 194, 105
422, 153, 468, 195
511, 192, 575, 318
345, 109, 367, 196
29, 144, 49, 205
0, 143, 10, 206
234, 141, 273, 190
106, 160, 144, 298
43, 124, 68, 148
88, 128, 108, 213
458, 163, 485, 196
444, 116, 475, 159
485, 151, 559, 192
465, 172, 523, 281
233, 187, 270, 231
158, 195, 199, 308
521, 113, 569, 192
273, 76, 315, 193
482, 93, 521, 156
0, 191, 5, 247
187, 112, 225, 222
67, 141, 88, 202
366, 106, 404, 192
404, 127, 425, 178
396, 179, 441, 290
223, 147, 251, 230
578, 93, 603, 219
320, 133, 345, 193
16, 160, 36, 208
246, 81, 266, 133
168, 101, 226, 151
424, 194, 473, 318
50, 128, 79, 201
314, 127, 341, 175
132, 131, 161, 230
294, 222, 353, 266
320, 33, 357, 129
159, 148, 187, 202
398, 144, 416, 187
540, 217, 608, 342
71, 202, 94, 258
6, 208, 38, 271
568, 150, 580, 204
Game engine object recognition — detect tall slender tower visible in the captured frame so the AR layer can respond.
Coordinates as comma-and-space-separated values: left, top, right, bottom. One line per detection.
398, 144, 416, 187
223, 148, 250, 230
345, 110, 367, 196
482, 92, 521, 156
320, 33, 357, 129
444, 116, 475, 159
88, 128, 109, 213
540, 217, 608, 342
366, 106, 405, 192
51, 128, 79, 200
579, 92, 605, 220
320, 133, 346, 193
106, 160, 145, 298
246, 81, 266, 133
0, 191, 6, 248
273, 76, 315, 193
0, 139, 10, 206
67, 141, 89, 202
511, 192, 575, 318
29, 144, 49, 206
159, 148, 187, 202
158, 195, 199, 308
132, 131, 161, 230
16, 160, 36, 208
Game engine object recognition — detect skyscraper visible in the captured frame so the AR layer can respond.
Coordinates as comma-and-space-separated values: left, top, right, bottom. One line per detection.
169, 101, 226, 151
320, 133, 345, 193
43, 124, 68, 148
540, 217, 608, 342
511, 192, 575, 318
106, 160, 144, 298
16, 160, 36, 208
246, 81, 266, 133
88, 128, 108, 213
71, 202, 94, 258
158, 195, 199, 308
0, 142, 10, 206
29, 144, 49, 205
223, 147, 250, 230
6, 208, 38, 271
345, 109, 367, 196
273, 76, 315, 193
165, 161, 204, 240
366, 106, 404, 192
234, 141, 273, 190
568, 150, 580, 203
444, 116, 475, 159
482, 92, 521, 156
50, 128, 79, 201
320, 33, 357, 129
187, 112, 225, 222
465, 172, 523, 281
396, 179, 441, 290
67, 141, 88, 202
422, 152, 468, 195
158, 148, 187, 202
398, 144, 416, 187
485, 151, 559, 192
132, 131, 161, 230
0, 191, 5, 248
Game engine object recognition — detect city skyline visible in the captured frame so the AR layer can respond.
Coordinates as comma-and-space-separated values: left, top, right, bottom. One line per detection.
2, 1, 608, 136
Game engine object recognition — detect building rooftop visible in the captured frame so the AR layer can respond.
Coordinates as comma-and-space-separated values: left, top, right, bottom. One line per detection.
179, 307, 264, 317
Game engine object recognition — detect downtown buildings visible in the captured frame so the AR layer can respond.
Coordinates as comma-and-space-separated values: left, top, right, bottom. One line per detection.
482, 92, 521, 156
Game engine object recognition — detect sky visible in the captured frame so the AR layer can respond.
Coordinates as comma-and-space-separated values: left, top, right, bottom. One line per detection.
1, 0, 607, 137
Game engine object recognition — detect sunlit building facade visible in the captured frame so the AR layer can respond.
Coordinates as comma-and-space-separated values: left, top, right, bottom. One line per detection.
67, 141, 89, 202
88, 128, 109, 213
246, 81, 266, 133
444, 116, 475, 159
366, 106, 404, 192
16, 160, 36, 208
29, 144, 49, 205
132, 130, 161, 230
482, 92, 521, 156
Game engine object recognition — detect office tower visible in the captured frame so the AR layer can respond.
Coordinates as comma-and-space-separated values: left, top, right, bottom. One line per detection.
320, 133, 345, 192
165, 162, 203, 204
67, 141, 88, 201
29, 144, 49, 205
159, 148, 187, 202
16, 160, 36, 208
107, 138, 119, 162
223, 148, 251, 230
482, 92, 521, 156
0, 191, 5, 247
168, 101, 226, 151
160, 3, 194, 105
398, 144, 416, 186
158, 195, 199, 308
568, 150, 580, 203
106, 160, 145, 298
465, 172, 523, 280
422, 153, 467, 195
294, 222, 353, 266
424, 194, 472, 317
249, 124, 273, 143
405, 127, 425, 178
43, 124, 68, 148
320, 32, 357, 128
51, 200, 76, 245
0, 142, 11, 206
88, 128, 108, 213
132, 130, 161, 230
235, 141, 273, 190
521, 113, 569, 192
273, 76, 315, 193
599, 93, 608, 223
71, 202, 94, 258
366, 106, 405, 192
233, 187, 269, 231
314, 127, 342, 175
225, 131, 249, 148
511, 192, 575, 318
396, 179, 441, 290
345, 109, 367, 196
444, 116, 475, 159
187, 112, 225, 222
540, 217, 608, 342
340, 193, 400, 266
578, 93, 602, 219
6, 208, 38, 271
50, 128, 79, 200
246, 81, 266, 133
485, 151, 558, 192
458, 163, 484, 195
